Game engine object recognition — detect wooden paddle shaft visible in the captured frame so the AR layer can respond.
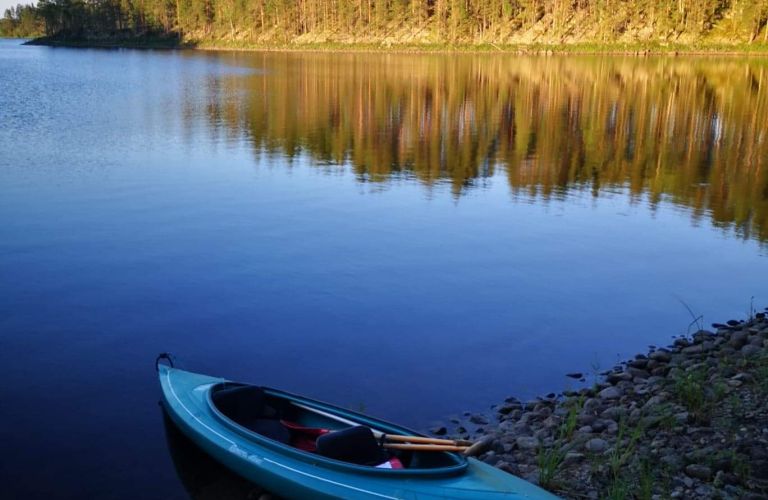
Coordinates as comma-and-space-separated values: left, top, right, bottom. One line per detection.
382, 434, 473, 446
383, 443, 468, 452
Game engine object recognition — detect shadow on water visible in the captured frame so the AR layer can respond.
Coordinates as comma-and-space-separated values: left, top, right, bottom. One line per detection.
161, 409, 276, 500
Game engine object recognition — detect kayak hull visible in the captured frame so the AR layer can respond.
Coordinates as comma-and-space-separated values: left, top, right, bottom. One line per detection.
158, 365, 559, 499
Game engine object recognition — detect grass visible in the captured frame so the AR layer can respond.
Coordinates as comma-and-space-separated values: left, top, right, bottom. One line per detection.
637, 460, 654, 500
559, 396, 584, 440
537, 446, 565, 490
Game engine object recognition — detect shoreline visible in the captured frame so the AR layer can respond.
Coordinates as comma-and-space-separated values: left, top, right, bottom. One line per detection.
447, 309, 768, 499
22, 37, 768, 56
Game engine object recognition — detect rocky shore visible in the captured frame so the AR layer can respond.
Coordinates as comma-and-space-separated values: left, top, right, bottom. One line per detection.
441, 309, 768, 499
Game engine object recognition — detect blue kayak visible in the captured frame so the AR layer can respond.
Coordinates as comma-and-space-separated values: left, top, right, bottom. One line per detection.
157, 357, 559, 499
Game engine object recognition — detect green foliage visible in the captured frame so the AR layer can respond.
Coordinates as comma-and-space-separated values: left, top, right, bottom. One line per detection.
537, 445, 565, 489
637, 460, 654, 500
1, 3, 44, 37
559, 396, 584, 440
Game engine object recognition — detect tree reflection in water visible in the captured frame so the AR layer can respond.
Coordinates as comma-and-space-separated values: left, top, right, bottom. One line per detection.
198, 54, 768, 242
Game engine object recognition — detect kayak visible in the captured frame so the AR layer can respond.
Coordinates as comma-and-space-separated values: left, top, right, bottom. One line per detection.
157, 356, 559, 499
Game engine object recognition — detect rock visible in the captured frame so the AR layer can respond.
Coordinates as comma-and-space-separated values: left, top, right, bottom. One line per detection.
430, 426, 447, 436
495, 461, 519, 475
649, 350, 672, 362
607, 371, 633, 384
600, 406, 627, 421
674, 412, 689, 424
585, 438, 608, 453
469, 414, 489, 425
626, 366, 650, 379
685, 464, 712, 481
713, 470, 725, 487
692, 330, 715, 342
660, 454, 684, 471
497, 402, 522, 415
682, 344, 704, 355
583, 398, 601, 412
522, 470, 539, 485
463, 436, 493, 457
515, 436, 540, 450
563, 452, 585, 465
598, 386, 622, 399
482, 451, 499, 465
729, 330, 749, 349
577, 413, 596, 426
741, 344, 761, 357
566, 372, 583, 379
651, 366, 670, 376
643, 395, 664, 410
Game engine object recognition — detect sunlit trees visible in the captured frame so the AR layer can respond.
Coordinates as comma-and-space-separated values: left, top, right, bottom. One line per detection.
10, 0, 768, 44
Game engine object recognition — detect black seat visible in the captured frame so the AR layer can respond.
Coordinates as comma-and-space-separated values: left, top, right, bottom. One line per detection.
316, 426, 388, 466
211, 385, 290, 444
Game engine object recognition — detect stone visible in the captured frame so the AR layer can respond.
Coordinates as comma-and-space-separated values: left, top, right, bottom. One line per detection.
649, 350, 672, 362
607, 371, 633, 384
430, 426, 447, 436
682, 344, 704, 355
566, 372, 583, 379
660, 454, 684, 471
495, 461, 519, 475
600, 406, 627, 421
626, 366, 650, 379
515, 436, 540, 450
583, 398, 601, 412
674, 412, 689, 424
741, 344, 761, 357
563, 452, 585, 465
469, 414, 489, 425
643, 395, 664, 410
598, 386, 622, 399
585, 438, 608, 453
577, 413, 597, 426
685, 464, 712, 481
729, 330, 749, 348
482, 451, 499, 465
497, 402, 522, 415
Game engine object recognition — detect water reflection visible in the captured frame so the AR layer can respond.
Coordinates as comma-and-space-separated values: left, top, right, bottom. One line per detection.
202, 54, 768, 241
162, 410, 272, 500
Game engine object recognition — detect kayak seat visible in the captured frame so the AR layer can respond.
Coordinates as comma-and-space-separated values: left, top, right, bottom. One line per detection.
212, 385, 291, 444
316, 426, 388, 466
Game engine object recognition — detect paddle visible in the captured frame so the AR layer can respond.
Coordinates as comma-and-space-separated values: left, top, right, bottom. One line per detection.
383, 443, 468, 452
291, 402, 474, 450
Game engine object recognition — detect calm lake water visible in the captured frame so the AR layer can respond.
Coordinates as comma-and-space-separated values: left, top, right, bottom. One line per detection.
1, 38, 767, 497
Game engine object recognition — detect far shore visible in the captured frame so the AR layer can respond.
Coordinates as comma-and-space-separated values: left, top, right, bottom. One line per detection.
22, 36, 768, 56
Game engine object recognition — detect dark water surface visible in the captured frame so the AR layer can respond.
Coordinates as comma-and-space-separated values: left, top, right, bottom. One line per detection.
1, 39, 767, 497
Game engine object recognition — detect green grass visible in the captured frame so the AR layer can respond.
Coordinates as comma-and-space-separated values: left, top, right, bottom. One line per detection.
537, 446, 565, 490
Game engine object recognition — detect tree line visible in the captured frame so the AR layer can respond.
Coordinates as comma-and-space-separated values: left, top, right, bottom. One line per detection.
2, 0, 768, 45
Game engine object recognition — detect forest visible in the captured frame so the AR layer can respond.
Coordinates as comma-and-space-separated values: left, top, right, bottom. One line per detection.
2, 0, 768, 47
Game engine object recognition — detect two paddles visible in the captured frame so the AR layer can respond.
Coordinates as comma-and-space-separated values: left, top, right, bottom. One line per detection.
293, 402, 475, 454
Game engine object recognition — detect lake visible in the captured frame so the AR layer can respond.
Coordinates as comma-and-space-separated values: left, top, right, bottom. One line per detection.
0, 38, 766, 498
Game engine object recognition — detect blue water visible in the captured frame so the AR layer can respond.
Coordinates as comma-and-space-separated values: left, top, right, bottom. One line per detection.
0, 39, 766, 498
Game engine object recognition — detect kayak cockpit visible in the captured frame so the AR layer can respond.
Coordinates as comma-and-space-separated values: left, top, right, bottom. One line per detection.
208, 382, 465, 472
